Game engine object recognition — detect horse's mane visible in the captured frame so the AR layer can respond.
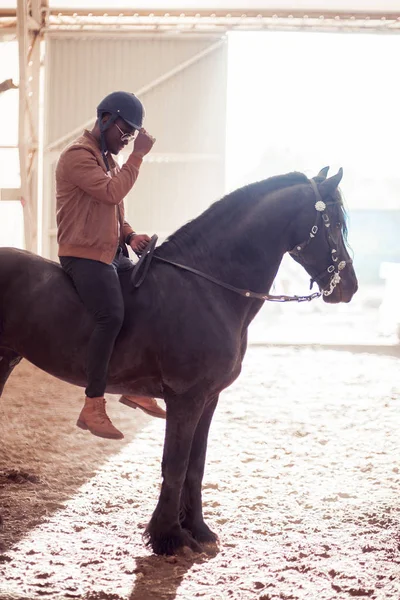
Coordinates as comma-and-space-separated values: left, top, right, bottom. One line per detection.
158, 170, 348, 255
160, 172, 309, 253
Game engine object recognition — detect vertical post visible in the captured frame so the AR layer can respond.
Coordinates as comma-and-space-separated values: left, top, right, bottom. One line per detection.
16, 0, 44, 253
29, 0, 42, 254
17, 0, 33, 251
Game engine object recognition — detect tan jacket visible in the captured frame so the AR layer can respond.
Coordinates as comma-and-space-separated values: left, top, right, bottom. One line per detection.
56, 130, 143, 264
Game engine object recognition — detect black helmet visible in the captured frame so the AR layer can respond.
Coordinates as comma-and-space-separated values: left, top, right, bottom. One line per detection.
97, 91, 144, 130
97, 91, 144, 170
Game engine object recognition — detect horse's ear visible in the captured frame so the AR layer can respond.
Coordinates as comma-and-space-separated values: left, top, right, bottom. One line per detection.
315, 166, 329, 181
319, 168, 343, 197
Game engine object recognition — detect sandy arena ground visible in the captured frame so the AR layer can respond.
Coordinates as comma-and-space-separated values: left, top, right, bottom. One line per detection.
1, 344, 400, 600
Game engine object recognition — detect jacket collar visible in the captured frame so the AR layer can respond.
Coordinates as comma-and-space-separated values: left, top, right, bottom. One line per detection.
82, 129, 116, 170
83, 129, 101, 149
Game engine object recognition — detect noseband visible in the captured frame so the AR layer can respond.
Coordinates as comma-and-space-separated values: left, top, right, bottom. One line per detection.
288, 180, 348, 297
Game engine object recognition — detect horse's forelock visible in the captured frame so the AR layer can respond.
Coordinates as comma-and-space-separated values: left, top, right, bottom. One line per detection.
328, 188, 349, 244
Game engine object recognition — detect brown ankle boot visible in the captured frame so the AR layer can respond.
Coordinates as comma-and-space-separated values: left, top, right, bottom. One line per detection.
77, 397, 124, 440
119, 395, 166, 419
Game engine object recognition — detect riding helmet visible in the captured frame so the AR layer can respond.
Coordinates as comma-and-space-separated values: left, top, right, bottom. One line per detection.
97, 91, 144, 130
96, 91, 144, 170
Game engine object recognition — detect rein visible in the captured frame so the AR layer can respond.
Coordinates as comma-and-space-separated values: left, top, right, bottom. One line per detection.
131, 236, 320, 303
131, 180, 347, 303
154, 255, 321, 303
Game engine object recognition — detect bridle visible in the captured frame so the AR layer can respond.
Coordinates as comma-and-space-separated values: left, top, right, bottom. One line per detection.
131, 180, 348, 303
288, 179, 348, 297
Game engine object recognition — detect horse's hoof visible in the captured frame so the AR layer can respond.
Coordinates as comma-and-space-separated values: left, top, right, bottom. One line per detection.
185, 535, 202, 554
201, 541, 220, 558
147, 527, 201, 556
182, 521, 219, 544
176, 545, 200, 559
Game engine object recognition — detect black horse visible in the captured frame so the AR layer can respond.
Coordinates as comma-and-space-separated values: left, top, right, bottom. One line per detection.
0, 168, 357, 555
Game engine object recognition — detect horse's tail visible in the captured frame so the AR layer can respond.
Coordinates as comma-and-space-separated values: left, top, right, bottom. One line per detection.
0, 246, 31, 318
0, 248, 26, 395
0, 249, 25, 389
0, 247, 15, 339
0, 348, 22, 397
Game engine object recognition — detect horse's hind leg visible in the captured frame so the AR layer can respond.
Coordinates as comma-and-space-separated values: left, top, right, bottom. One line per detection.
180, 395, 219, 544
0, 348, 22, 397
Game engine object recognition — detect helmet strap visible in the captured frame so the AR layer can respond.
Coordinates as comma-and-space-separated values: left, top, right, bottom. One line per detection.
100, 133, 110, 172
98, 112, 118, 173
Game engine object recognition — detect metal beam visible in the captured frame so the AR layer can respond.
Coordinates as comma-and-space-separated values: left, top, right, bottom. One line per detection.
0, 79, 18, 94
35, 12, 400, 38
3, 6, 400, 20
0, 188, 21, 201
17, 0, 33, 251
4, 7, 400, 37
25, 8, 400, 19
28, 15, 42, 31
16, 0, 47, 253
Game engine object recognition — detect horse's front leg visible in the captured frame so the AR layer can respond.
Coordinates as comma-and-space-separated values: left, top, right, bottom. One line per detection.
145, 393, 204, 555
179, 395, 219, 544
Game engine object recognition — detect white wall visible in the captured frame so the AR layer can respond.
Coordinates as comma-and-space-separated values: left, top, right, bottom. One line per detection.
43, 35, 227, 257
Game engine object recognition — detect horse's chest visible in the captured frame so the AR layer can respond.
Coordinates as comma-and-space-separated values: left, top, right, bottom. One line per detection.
160, 333, 243, 394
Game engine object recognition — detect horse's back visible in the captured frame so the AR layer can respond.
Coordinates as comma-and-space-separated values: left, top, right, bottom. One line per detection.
0, 248, 85, 346
0, 248, 79, 310
0, 247, 62, 283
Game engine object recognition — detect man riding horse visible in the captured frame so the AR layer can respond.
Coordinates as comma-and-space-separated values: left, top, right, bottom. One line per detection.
56, 91, 165, 440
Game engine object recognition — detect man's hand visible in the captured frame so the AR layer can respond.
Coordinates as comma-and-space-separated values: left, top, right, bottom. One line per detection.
133, 128, 155, 158
129, 233, 151, 254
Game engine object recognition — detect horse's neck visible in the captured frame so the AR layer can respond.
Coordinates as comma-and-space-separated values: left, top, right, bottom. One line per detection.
159, 191, 297, 296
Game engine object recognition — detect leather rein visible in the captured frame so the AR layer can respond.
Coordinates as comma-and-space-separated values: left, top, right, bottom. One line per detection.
131, 180, 346, 303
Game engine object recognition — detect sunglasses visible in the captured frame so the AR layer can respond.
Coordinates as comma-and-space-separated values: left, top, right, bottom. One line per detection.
114, 122, 139, 143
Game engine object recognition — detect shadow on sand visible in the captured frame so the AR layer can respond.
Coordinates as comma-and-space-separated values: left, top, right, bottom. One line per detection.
127, 544, 220, 600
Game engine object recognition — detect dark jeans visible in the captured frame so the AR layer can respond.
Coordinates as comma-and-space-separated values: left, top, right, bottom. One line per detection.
60, 248, 133, 398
